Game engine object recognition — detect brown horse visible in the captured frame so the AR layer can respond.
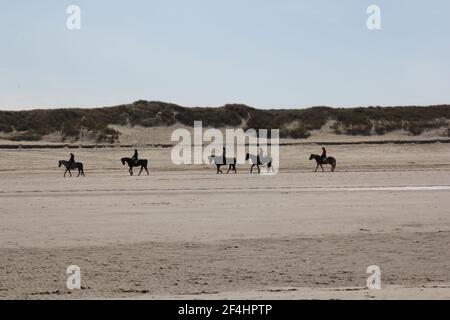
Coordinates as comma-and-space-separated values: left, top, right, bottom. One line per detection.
309, 154, 336, 172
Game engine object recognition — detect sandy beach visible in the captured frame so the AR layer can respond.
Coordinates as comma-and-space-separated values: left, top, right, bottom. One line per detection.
1, 142, 449, 299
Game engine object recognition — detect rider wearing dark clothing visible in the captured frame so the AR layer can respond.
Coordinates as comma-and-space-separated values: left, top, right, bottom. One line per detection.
222, 147, 226, 165
68, 153, 75, 168
131, 149, 139, 165
257, 147, 264, 165
320, 147, 327, 163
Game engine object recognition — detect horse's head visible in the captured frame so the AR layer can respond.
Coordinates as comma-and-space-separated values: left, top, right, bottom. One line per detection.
58, 160, 63, 167
121, 158, 126, 165
208, 155, 213, 164
309, 154, 314, 160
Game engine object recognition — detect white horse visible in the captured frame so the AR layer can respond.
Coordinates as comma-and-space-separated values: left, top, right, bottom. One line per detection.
208, 155, 237, 174
245, 153, 273, 173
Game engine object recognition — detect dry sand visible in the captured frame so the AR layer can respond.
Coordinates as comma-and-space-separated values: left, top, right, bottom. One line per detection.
3, 122, 448, 147
0, 142, 449, 299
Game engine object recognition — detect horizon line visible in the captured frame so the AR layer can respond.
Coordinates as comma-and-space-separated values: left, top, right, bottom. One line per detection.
1, 100, 450, 112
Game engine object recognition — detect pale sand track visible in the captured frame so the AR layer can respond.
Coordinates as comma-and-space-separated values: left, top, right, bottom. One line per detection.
0, 143, 449, 299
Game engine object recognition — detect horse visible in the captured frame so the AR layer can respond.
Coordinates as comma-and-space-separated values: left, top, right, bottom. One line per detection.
208, 155, 237, 174
309, 154, 336, 172
245, 153, 273, 173
58, 160, 85, 177
121, 157, 149, 176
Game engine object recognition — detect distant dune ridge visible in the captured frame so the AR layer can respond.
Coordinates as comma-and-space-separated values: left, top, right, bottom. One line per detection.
1, 101, 450, 144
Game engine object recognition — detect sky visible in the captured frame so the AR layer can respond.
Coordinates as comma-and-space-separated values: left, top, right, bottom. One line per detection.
1, 0, 449, 110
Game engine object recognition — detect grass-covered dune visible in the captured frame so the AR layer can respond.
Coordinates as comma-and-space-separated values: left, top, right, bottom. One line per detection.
1, 101, 450, 142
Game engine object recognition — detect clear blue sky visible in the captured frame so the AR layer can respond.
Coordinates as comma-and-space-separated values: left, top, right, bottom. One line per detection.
1, 0, 449, 110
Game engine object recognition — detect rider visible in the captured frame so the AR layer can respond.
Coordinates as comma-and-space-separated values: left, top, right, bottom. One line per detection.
131, 149, 139, 165
68, 153, 75, 168
222, 147, 226, 165
320, 147, 327, 163
257, 147, 264, 165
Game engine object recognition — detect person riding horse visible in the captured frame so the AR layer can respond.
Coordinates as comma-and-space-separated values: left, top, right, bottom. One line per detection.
131, 149, 139, 165
222, 147, 226, 165
320, 147, 327, 163
68, 153, 75, 168
257, 147, 264, 165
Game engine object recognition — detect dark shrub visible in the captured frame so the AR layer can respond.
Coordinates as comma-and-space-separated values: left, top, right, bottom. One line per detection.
9, 133, 42, 141
282, 126, 311, 139
0, 123, 13, 133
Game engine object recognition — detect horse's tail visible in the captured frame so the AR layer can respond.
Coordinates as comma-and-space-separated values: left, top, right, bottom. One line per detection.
332, 158, 336, 171
79, 163, 85, 176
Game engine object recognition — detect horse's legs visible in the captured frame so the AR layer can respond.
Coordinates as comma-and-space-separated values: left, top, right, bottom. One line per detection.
77, 169, 80, 177
129, 167, 133, 176
234, 165, 237, 173
64, 169, 68, 177
138, 166, 143, 176
315, 164, 319, 172
320, 164, 324, 172
250, 164, 254, 173
144, 165, 149, 175
257, 165, 260, 173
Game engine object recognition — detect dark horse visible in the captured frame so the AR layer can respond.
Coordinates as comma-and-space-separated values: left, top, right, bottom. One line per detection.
245, 153, 273, 173
309, 154, 336, 172
208, 155, 237, 174
121, 157, 149, 176
58, 160, 85, 177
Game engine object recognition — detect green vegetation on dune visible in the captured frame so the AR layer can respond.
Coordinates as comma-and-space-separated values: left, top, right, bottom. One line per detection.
1, 101, 450, 142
